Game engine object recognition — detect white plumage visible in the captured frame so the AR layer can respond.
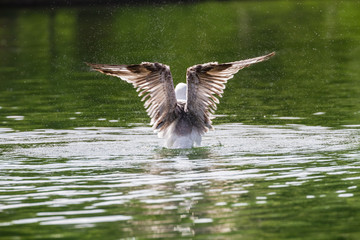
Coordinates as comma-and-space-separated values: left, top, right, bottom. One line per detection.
174, 82, 187, 102
87, 52, 275, 149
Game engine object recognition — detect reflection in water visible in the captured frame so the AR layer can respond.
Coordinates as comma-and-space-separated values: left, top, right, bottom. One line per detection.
1, 124, 360, 238
154, 147, 215, 160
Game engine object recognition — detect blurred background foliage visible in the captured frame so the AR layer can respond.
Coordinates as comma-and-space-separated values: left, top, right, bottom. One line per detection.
0, 0, 359, 131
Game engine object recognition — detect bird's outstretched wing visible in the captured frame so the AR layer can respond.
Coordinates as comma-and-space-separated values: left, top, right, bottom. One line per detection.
86, 62, 178, 131
186, 52, 275, 133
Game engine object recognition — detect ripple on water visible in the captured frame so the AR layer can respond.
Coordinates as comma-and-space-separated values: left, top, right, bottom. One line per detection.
5, 116, 24, 121
0, 124, 360, 233
0, 124, 358, 158
40, 215, 132, 225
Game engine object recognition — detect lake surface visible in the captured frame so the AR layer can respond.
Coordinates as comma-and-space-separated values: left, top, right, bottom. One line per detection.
1, 1, 360, 239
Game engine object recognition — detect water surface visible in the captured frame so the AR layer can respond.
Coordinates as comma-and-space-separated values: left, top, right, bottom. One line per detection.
1, 1, 360, 239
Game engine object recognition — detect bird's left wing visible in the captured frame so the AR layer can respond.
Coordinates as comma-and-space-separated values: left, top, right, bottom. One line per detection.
86, 62, 178, 131
186, 52, 275, 133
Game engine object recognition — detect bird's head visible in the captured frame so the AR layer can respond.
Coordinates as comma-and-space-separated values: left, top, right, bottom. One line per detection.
175, 83, 187, 101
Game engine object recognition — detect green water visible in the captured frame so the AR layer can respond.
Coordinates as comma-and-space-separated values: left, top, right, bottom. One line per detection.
1, 1, 360, 239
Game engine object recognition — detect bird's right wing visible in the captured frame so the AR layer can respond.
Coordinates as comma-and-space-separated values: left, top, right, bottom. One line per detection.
186, 52, 275, 133
86, 62, 178, 131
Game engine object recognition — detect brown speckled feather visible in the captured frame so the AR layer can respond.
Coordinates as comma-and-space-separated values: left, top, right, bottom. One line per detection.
186, 52, 275, 134
86, 62, 178, 132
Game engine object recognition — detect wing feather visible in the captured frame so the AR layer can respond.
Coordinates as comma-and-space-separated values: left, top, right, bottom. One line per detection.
186, 52, 275, 133
86, 62, 178, 131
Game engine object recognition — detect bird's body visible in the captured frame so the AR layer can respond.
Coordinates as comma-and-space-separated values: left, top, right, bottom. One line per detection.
87, 52, 275, 149
159, 101, 201, 148
161, 83, 201, 148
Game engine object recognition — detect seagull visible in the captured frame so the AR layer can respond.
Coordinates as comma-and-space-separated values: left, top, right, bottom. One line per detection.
87, 52, 275, 149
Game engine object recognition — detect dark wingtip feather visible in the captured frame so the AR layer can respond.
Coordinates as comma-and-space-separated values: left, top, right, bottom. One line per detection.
85, 62, 98, 71
266, 52, 276, 59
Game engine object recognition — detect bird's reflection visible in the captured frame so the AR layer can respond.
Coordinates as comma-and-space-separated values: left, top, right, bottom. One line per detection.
153, 146, 215, 160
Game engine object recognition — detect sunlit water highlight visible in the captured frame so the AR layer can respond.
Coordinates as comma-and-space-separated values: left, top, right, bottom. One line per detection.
1, 124, 360, 238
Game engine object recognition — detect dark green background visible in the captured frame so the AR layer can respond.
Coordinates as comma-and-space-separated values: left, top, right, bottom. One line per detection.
1, 1, 359, 131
